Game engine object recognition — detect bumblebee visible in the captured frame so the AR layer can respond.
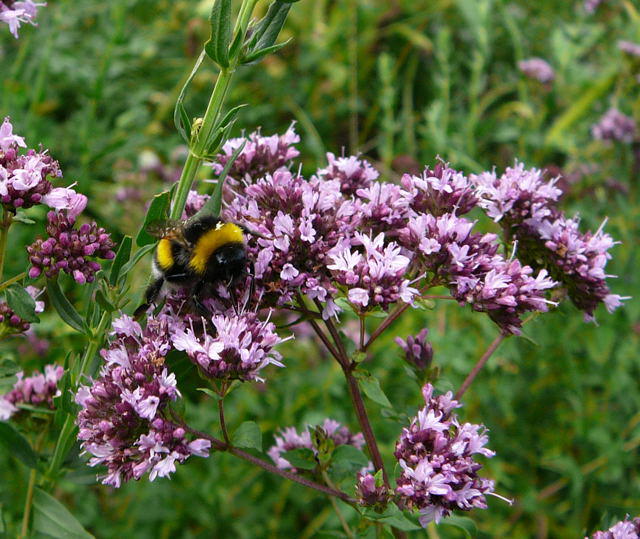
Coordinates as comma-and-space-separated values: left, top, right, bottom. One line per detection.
134, 215, 248, 318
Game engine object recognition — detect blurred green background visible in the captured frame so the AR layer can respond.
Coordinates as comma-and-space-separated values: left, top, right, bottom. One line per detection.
1, 0, 639, 536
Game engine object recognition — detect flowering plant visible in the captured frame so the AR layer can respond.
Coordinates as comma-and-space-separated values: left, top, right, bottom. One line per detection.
0, 0, 636, 537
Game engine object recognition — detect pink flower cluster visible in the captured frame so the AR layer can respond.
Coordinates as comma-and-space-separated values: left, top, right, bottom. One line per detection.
518, 58, 555, 84
0, 363, 63, 420
0, 0, 43, 38
471, 163, 626, 321
75, 314, 210, 487
394, 384, 500, 526
268, 418, 365, 472
591, 109, 636, 143
589, 517, 640, 539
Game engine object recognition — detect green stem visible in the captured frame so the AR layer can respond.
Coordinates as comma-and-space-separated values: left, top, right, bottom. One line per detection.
45, 311, 112, 486
170, 67, 235, 220
19, 469, 36, 539
0, 271, 26, 293
0, 208, 13, 282
321, 470, 354, 538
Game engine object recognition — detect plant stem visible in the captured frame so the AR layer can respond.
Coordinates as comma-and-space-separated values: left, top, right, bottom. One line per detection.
183, 425, 356, 504
0, 208, 13, 282
19, 468, 36, 539
0, 271, 26, 292
170, 67, 235, 220
364, 303, 410, 351
322, 470, 354, 538
218, 398, 230, 445
342, 366, 389, 487
455, 332, 506, 400
46, 311, 112, 485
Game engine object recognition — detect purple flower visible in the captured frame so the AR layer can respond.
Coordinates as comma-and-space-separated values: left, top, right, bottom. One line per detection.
315, 152, 379, 197
172, 309, 287, 382
225, 169, 356, 312
183, 190, 210, 218
401, 162, 477, 217
394, 384, 502, 526
27, 210, 116, 283
471, 162, 562, 224
589, 517, 640, 539
395, 329, 433, 370
0, 117, 62, 210
0, 363, 63, 420
518, 58, 555, 84
327, 232, 418, 312
76, 313, 210, 487
41, 186, 88, 220
356, 472, 390, 508
209, 125, 300, 182
619, 41, 640, 58
524, 215, 627, 321
0, 0, 44, 38
268, 418, 365, 471
591, 109, 637, 143
584, 0, 606, 13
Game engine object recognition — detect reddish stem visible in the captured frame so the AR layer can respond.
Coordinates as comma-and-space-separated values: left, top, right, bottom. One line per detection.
455, 332, 506, 400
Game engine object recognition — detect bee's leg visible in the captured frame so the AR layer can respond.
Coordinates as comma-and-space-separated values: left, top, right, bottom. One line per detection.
191, 280, 211, 319
134, 277, 164, 319
227, 281, 240, 315
248, 261, 256, 310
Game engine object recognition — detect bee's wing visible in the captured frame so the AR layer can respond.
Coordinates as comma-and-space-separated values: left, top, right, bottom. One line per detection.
146, 219, 190, 246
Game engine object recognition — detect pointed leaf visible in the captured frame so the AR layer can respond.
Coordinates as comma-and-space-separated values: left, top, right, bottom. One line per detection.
173, 49, 206, 142
136, 190, 171, 247
205, 0, 232, 67
355, 371, 393, 408
232, 421, 262, 451
0, 422, 38, 469
246, 1, 291, 54
33, 488, 94, 538
119, 244, 155, 278
5, 285, 38, 323
282, 448, 317, 470
242, 39, 292, 65
47, 280, 90, 335
109, 235, 132, 285
196, 140, 246, 219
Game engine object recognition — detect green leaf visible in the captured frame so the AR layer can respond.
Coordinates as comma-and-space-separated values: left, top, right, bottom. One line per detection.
109, 235, 132, 285
136, 190, 171, 247
173, 49, 206, 143
0, 358, 18, 379
95, 289, 115, 313
196, 387, 222, 401
11, 213, 36, 225
232, 421, 262, 451
355, 371, 393, 408
196, 140, 246, 219
205, 0, 232, 67
0, 422, 38, 469
33, 488, 94, 538
281, 448, 317, 470
362, 505, 421, 531
241, 39, 292, 65
47, 280, 90, 335
119, 244, 155, 277
440, 515, 478, 538
246, 1, 291, 55
330, 444, 369, 476
5, 285, 38, 323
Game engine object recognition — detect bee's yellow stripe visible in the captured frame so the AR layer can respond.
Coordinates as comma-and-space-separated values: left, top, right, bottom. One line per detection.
189, 223, 244, 274
157, 238, 174, 270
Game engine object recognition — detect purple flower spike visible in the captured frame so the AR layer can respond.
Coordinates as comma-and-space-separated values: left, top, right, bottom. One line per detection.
395, 329, 433, 370
315, 152, 379, 197
589, 516, 640, 539
209, 125, 300, 182
27, 211, 116, 284
172, 309, 287, 382
518, 58, 555, 84
76, 313, 210, 487
591, 109, 637, 143
356, 472, 390, 508
0, 363, 64, 420
268, 419, 364, 472
394, 384, 505, 526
